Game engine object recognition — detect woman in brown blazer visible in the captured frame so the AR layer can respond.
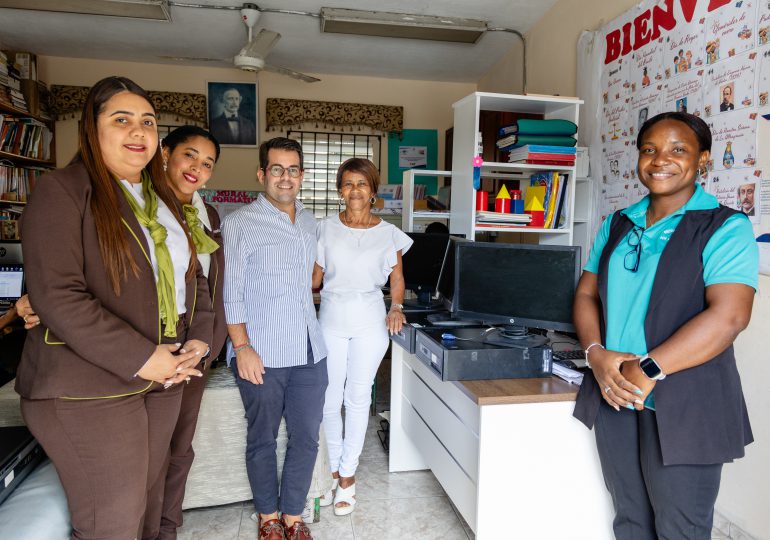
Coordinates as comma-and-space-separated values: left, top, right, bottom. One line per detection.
142, 125, 227, 540
18, 76, 214, 540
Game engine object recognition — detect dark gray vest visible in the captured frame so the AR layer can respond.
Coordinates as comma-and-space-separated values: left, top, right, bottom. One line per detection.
573, 206, 753, 465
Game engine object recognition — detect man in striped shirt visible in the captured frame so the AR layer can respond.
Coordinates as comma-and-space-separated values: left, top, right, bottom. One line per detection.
223, 137, 327, 540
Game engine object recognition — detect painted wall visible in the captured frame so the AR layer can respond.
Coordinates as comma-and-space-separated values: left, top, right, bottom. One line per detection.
38, 56, 474, 191
477, 0, 639, 96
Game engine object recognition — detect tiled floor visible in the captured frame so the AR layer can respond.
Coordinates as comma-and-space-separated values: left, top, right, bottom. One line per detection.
177, 420, 474, 540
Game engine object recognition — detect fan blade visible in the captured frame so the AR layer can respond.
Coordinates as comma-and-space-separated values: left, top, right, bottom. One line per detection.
244, 29, 281, 58
264, 64, 321, 83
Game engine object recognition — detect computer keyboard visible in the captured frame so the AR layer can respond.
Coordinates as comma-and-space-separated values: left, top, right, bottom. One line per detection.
553, 349, 588, 369
553, 349, 585, 360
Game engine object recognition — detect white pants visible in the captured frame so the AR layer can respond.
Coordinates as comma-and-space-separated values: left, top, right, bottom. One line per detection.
321, 321, 389, 477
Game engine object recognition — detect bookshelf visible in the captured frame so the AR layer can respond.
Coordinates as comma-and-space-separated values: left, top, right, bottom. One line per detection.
0, 98, 56, 240
449, 92, 583, 246
401, 169, 451, 232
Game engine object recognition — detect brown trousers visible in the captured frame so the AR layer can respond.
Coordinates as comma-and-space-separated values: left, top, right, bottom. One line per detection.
21, 383, 184, 540
142, 368, 209, 540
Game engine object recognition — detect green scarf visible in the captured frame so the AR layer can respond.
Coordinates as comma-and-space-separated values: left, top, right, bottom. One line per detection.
182, 204, 220, 255
118, 171, 179, 338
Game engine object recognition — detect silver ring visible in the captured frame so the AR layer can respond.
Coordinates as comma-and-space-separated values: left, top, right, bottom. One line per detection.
22, 315, 28, 323
604, 385, 611, 394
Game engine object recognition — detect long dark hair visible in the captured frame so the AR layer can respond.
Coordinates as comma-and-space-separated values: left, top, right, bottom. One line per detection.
73, 76, 195, 294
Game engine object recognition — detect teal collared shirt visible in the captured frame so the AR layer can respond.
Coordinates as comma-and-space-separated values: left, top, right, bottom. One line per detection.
584, 183, 758, 409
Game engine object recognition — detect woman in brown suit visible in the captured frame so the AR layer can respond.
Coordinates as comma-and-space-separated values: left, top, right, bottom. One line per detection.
142, 126, 227, 540
18, 76, 213, 540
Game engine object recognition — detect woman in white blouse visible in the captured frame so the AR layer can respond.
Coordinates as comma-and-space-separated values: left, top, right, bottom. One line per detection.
312, 158, 412, 516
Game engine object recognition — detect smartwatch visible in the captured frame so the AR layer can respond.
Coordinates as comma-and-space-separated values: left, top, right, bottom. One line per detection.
639, 355, 666, 381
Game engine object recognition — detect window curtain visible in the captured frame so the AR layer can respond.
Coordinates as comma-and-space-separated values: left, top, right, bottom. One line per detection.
265, 98, 403, 133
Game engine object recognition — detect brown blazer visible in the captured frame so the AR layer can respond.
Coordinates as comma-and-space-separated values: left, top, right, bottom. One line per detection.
17, 162, 214, 399
204, 203, 227, 362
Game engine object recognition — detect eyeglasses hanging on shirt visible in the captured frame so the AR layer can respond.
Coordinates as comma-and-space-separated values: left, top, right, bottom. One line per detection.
624, 226, 643, 273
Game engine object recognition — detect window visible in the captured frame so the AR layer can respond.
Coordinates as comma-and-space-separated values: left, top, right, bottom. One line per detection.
288, 131, 381, 218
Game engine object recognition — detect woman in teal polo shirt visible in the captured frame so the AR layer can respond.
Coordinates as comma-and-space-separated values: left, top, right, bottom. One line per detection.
573, 112, 758, 539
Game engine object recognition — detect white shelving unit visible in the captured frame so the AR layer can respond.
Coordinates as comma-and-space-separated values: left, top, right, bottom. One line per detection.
573, 177, 595, 266
400, 169, 451, 232
449, 92, 583, 246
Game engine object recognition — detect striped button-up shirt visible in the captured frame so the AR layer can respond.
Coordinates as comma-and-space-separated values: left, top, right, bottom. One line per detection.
222, 195, 327, 368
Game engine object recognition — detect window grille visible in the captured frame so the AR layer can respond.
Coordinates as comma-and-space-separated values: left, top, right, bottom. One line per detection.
288, 130, 381, 218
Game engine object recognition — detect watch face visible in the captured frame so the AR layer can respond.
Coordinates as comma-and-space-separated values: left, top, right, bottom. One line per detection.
640, 356, 662, 379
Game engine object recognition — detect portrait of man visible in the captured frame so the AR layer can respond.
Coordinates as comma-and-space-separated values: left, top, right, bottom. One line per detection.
737, 183, 755, 216
207, 82, 258, 146
637, 107, 649, 132
676, 97, 687, 113
720, 82, 735, 112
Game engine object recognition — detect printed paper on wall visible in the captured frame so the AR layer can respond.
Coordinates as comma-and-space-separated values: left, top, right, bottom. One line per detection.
707, 108, 758, 171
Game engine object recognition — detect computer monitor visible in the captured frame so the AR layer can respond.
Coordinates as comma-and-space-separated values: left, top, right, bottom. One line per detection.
0, 264, 24, 310
454, 242, 581, 334
401, 233, 451, 307
436, 236, 468, 311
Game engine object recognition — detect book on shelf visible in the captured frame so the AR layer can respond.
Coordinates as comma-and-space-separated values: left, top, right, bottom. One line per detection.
511, 158, 576, 166
498, 119, 578, 137
475, 210, 531, 224
1, 164, 47, 202
0, 115, 53, 160
497, 134, 577, 151
529, 171, 570, 229
475, 221, 529, 229
508, 144, 578, 158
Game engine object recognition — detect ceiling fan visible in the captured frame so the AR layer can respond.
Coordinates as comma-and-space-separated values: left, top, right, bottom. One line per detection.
234, 4, 319, 83
160, 3, 319, 83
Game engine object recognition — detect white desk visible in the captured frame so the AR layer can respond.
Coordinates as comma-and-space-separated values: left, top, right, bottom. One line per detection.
389, 345, 614, 539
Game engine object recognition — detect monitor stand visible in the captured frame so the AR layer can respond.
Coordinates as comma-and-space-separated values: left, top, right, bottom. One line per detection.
484, 325, 549, 349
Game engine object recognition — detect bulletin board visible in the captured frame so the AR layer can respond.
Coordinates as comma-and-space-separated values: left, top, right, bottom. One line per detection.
387, 129, 439, 194
596, 0, 770, 274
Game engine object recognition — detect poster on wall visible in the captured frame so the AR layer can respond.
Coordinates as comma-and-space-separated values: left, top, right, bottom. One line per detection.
198, 189, 260, 219
705, 51, 756, 115
664, 69, 705, 116
707, 108, 758, 171
709, 168, 761, 222
597, 0, 770, 274
704, 0, 756, 65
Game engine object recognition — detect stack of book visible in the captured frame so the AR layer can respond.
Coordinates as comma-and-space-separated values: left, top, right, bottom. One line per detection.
530, 171, 570, 229
1, 164, 46, 201
507, 144, 577, 166
0, 52, 28, 112
475, 210, 531, 228
496, 119, 577, 155
0, 114, 53, 160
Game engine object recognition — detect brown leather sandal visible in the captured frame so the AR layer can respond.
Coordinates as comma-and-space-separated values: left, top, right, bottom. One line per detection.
281, 516, 313, 540
258, 517, 286, 540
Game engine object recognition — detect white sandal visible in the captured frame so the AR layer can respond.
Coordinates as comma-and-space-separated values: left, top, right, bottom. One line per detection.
333, 482, 356, 516
319, 477, 339, 508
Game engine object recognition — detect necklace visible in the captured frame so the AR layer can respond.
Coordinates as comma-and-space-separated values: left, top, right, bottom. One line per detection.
341, 211, 373, 246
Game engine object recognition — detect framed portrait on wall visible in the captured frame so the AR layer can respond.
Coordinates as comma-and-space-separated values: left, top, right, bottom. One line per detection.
207, 81, 258, 147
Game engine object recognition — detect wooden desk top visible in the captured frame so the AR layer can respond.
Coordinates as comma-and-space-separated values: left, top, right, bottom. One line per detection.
455, 377, 579, 406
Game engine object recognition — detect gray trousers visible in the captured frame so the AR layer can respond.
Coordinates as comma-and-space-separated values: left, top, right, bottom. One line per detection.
594, 403, 723, 540
232, 342, 328, 516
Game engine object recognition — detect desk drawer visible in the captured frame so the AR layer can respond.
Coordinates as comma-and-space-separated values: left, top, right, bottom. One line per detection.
402, 396, 477, 531
402, 362, 479, 482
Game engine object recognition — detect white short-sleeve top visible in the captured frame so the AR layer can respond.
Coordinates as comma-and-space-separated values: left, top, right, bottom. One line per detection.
317, 214, 413, 300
